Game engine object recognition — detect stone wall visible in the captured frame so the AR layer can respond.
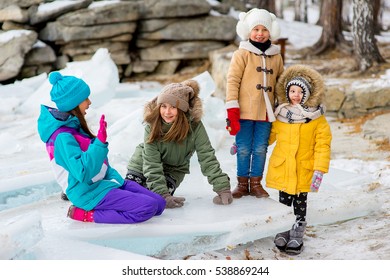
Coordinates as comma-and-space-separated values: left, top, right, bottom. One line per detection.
0, 0, 237, 82
3, 0, 389, 118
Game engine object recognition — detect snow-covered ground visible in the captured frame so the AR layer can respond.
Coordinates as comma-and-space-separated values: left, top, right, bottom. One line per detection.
1, 10, 390, 279
191, 116, 390, 261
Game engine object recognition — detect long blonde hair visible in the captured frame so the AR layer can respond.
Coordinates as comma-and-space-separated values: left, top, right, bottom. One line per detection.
145, 105, 190, 144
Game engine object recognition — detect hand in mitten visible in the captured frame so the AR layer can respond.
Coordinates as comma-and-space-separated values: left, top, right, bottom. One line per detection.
310, 170, 323, 192
226, 108, 240, 136
163, 193, 186, 208
230, 142, 237, 155
97, 114, 107, 143
213, 190, 233, 205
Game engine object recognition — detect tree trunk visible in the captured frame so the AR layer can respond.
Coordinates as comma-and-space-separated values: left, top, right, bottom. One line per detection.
294, 0, 301, 21
303, 0, 308, 23
373, 0, 381, 34
274, 0, 283, 18
252, 0, 276, 13
352, 0, 385, 71
316, 0, 326, 26
309, 0, 348, 55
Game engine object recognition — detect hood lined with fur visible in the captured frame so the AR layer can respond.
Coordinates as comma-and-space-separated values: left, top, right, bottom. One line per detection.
275, 64, 325, 108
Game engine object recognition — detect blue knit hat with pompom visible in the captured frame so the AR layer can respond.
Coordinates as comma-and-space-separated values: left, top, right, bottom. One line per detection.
49, 71, 90, 112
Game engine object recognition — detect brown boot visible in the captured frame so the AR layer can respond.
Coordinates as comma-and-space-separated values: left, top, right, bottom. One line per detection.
232, 176, 250, 198
249, 176, 269, 198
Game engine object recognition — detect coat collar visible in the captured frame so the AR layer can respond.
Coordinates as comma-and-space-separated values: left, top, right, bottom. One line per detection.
239, 40, 281, 56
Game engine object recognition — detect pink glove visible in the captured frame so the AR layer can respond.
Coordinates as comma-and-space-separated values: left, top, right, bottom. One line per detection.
226, 108, 240, 136
230, 142, 237, 155
97, 114, 107, 143
310, 171, 323, 192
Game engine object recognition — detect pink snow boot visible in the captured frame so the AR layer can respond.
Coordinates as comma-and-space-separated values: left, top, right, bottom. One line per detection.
67, 205, 94, 222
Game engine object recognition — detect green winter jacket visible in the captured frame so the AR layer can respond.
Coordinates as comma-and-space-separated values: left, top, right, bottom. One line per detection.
127, 86, 230, 196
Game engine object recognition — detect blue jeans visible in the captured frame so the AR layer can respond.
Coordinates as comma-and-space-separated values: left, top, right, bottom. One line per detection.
236, 120, 271, 177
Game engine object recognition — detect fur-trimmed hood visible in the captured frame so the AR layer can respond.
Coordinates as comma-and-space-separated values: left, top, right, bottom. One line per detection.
275, 64, 325, 108
143, 79, 203, 124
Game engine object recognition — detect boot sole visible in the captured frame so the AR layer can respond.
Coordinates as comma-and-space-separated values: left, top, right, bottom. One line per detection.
275, 245, 286, 252
250, 194, 269, 198
67, 206, 75, 218
285, 244, 304, 255
232, 194, 250, 198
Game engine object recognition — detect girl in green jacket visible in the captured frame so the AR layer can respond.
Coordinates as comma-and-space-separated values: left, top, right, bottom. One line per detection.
126, 80, 232, 208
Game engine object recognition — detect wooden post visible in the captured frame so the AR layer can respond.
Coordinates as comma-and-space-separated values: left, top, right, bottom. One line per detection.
272, 37, 288, 61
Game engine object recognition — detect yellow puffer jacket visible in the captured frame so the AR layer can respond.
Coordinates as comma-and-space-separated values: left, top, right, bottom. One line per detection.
266, 115, 332, 195
266, 64, 332, 195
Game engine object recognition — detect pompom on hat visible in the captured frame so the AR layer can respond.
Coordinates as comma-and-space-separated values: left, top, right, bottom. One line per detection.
286, 76, 312, 105
157, 82, 195, 112
236, 8, 280, 41
49, 71, 90, 112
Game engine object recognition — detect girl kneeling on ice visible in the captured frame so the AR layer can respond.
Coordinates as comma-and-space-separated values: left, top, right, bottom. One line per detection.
126, 80, 232, 208
37, 72, 166, 224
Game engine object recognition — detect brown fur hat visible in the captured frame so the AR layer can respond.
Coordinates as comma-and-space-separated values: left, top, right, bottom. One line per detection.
276, 64, 325, 107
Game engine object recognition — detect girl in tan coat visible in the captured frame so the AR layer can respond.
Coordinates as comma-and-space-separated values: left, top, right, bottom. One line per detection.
266, 65, 332, 255
225, 8, 284, 199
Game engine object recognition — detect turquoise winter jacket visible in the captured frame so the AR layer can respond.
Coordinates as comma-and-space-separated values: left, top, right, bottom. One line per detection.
37, 105, 123, 210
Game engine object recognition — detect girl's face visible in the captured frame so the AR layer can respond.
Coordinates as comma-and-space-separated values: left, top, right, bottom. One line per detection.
288, 85, 304, 105
78, 98, 91, 115
160, 103, 178, 123
249, 24, 270, 43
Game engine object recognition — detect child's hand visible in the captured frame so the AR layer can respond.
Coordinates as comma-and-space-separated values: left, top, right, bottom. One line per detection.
310, 170, 323, 192
213, 190, 233, 205
230, 142, 237, 155
97, 114, 107, 143
163, 194, 185, 208
226, 108, 240, 135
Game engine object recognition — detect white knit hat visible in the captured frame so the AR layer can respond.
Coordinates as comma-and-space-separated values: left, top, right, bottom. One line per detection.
236, 8, 281, 41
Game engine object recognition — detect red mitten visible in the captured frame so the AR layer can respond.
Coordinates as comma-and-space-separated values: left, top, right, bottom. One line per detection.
226, 108, 240, 136
97, 114, 107, 143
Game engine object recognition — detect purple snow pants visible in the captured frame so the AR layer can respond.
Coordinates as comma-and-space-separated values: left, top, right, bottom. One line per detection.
92, 180, 166, 224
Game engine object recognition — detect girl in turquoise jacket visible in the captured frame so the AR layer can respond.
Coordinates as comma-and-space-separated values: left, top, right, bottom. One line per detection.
126, 80, 232, 208
37, 72, 165, 224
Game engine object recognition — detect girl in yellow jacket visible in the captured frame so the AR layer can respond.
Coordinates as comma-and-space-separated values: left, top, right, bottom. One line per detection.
266, 65, 332, 255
